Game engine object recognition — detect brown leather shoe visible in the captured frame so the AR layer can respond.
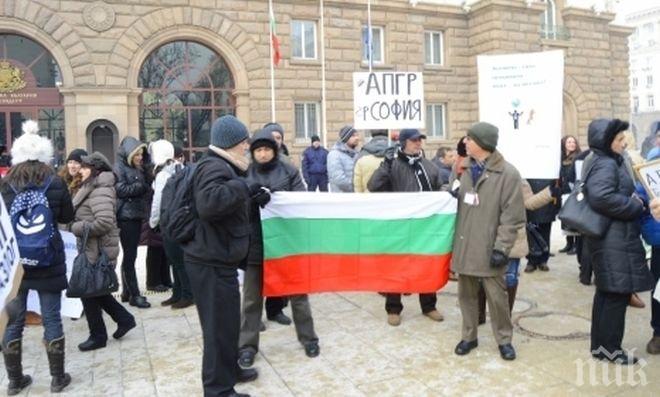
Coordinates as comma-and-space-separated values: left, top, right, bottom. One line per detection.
424, 309, 444, 322
629, 293, 645, 309
387, 314, 401, 326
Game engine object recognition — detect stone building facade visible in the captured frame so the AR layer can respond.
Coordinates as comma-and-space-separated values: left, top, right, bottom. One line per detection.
0, 0, 632, 164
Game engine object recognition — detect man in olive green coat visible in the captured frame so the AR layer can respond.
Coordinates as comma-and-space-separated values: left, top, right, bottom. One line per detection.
451, 122, 526, 361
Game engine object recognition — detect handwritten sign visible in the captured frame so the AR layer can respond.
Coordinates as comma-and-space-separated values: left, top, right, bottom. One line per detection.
635, 159, 660, 199
353, 72, 424, 129
0, 199, 23, 334
478, 50, 564, 179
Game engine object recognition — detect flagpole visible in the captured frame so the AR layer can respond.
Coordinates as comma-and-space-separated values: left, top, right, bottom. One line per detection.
367, 0, 373, 73
320, 0, 328, 149
268, 0, 276, 122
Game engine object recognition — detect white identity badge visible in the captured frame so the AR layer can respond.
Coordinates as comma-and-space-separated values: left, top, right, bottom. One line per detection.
464, 192, 479, 206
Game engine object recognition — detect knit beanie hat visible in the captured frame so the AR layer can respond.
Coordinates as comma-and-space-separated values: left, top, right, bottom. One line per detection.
262, 122, 285, 139
66, 148, 88, 164
148, 139, 175, 167
339, 125, 356, 143
370, 129, 389, 137
11, 120, 54, 166
467, 122, 499, 152
311, 135, 320, 143
210, 115, 249, 149
81, 152, 113, 173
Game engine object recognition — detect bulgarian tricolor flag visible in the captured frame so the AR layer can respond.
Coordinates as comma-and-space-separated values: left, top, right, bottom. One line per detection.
269, 2, 281, 66
261, 192, 456, 296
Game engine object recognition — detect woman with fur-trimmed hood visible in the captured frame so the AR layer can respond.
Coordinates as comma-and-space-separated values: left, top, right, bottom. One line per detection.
114, 136, 151, 309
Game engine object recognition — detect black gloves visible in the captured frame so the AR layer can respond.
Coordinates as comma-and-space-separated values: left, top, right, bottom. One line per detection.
490, 249, 508, 268
248, 182, 263, 197
252, 186, 271, 208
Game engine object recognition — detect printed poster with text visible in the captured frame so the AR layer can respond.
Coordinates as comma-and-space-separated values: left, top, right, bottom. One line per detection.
478, 50, 564, 179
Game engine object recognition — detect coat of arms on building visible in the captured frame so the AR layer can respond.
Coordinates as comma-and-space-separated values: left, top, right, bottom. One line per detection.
0, 61, 26, 93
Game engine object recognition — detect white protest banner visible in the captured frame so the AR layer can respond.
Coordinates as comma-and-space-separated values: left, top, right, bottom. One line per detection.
0, 199, 22, 334
478, 50, 564, 179
353, 72, 424, 130
27, 231, 83, 318
635, 159, 660, 199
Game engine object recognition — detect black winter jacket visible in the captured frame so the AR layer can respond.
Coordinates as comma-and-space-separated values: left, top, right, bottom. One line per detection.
246, 158, 305, 265
1, 174, 74, 292
114, 137, 149, 221
584, 119, 655, 294
526, 179, 560, 224
183, 150, 251, 268
367, 150, 443, 192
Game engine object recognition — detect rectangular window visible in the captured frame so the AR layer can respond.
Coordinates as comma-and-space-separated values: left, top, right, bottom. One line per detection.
294, 102, 320, 140
633, 96, 639, 112
362, 25, 384, 64
647, 75, 653, 87
424, 31, 444, 65
291, 20, 317, 59
425, 103, 446, 138
632, 77, 638, 87
649, 95, 655, 109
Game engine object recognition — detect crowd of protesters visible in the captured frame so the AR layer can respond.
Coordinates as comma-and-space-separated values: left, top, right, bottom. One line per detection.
0, 115, 659, 397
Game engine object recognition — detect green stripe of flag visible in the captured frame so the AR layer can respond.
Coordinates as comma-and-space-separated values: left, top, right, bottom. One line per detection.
263, 214, 456, 259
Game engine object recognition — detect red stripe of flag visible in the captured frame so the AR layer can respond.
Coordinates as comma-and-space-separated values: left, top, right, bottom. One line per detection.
263, 253, 451, 296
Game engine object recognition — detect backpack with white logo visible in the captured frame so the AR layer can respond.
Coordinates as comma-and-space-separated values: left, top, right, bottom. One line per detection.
9, 177, 58, 268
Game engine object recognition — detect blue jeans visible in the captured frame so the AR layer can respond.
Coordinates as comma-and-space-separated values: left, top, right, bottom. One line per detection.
505, 259, 520, 288
3, 289, 63, 344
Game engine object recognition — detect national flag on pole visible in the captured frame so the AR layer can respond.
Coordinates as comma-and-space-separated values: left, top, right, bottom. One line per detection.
260, 192, 456, 296
269, 6, 281, 66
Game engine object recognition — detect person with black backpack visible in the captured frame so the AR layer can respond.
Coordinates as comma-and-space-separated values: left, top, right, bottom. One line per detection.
148, 139, 193, 309
0, 120, 73, 394
183, 115, 258, 397
114, 136, 151, 309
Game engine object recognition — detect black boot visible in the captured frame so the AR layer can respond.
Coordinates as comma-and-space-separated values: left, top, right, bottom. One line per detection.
2, 339, 32, 395
558, 237, 573, 253
45, 337, 71, 393
507, 285, 518, 314
477, 285, 486, 325
129, 296, 151, 309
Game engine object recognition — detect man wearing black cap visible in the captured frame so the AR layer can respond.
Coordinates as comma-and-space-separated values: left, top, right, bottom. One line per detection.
184, 115, 257, 397
327, 125, 360, 192
451, 122, 525, 361
301, 135, 329, 192
368, 128, 445, 326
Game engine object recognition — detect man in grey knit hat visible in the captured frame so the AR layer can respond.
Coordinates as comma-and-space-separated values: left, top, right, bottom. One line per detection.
184, 115, 259, 396
327, 125, 360, 192
451, 121, 525, 361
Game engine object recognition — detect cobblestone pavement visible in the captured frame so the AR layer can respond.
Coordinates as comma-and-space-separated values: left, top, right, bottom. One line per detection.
5, 225, 659, 396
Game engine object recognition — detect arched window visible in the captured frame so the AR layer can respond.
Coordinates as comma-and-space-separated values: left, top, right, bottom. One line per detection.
138, 41, 236, 161
0, 34, 65, 164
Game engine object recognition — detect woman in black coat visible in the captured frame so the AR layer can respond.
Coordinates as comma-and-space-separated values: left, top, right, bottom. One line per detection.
584, 118, 655, 365
114, 136, 151, 308
0, 127, 73, 394
558, 135, 581, 254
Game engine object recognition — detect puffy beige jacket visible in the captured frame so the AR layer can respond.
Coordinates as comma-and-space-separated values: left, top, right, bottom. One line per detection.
353, 154, 382, 193
70, 172, 120, 266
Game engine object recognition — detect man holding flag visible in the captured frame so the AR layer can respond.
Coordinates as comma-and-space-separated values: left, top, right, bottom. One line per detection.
451, 122, 525, 361
368, 128, 445, 326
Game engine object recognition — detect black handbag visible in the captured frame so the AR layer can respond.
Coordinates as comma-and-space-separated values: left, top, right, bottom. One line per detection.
558, 161, 611, 238
66, 226, 119, 298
